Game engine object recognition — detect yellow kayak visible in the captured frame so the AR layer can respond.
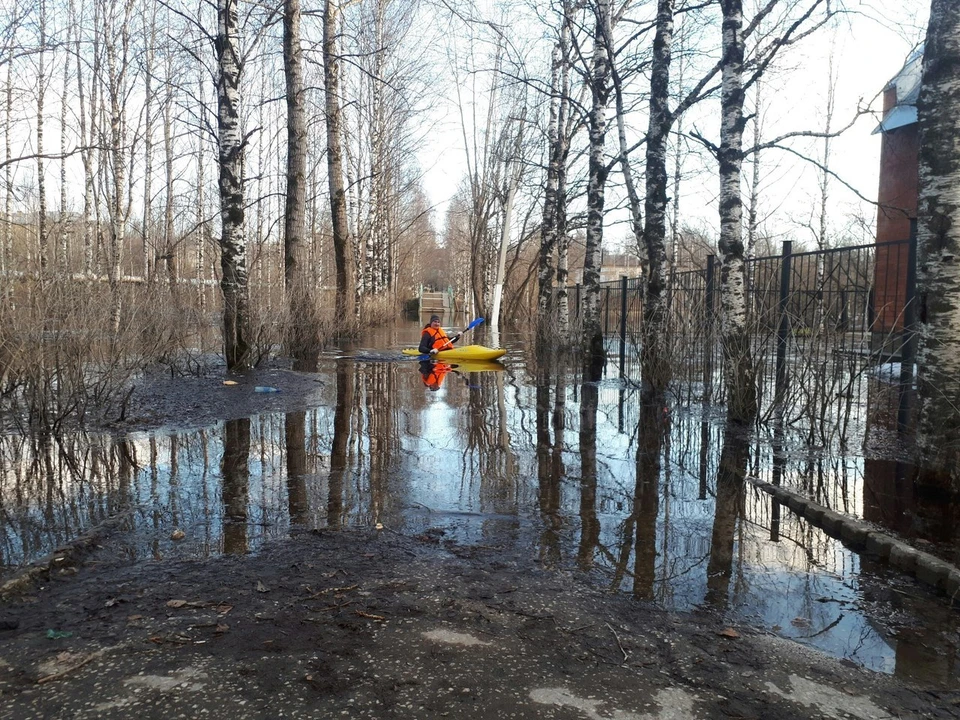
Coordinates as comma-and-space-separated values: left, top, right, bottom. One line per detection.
402, 344, 506, 361
447, 360, 505, 373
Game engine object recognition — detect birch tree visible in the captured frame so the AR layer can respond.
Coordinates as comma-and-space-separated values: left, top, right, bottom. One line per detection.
538, 2, 573, 344
581, 0, 613, 379
915, 0, 960, 487
323, 0, 356, 331
283, 0, 316, 366
216, 0, 252, 369
717, 0, 758, 422
638, 0, 674, 398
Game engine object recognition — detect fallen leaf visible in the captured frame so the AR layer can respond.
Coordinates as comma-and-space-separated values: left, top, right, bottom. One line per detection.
167, 599, 188, 608
215, 624, 229, 634
256, 581, 269, 593
223, 380, 239, 386
718, 627, 740, 639
171, 529, 185, 541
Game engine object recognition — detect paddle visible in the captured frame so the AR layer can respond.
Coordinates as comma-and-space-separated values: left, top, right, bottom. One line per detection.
432, 317, 485, 354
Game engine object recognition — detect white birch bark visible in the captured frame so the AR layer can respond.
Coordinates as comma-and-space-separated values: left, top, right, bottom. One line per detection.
60, 42, 69, 272
718, 0, 758, 422
639, 0, 674, 397
491, 177, 515, 334
538, 13, 571, 333
216, 0, 251, 369
104, 0, 134, 334
324, 0, 356, 328
71, 0, 95, 276
582, 0, 613, 378
284, 0, 313, 364
3, 30, 11, 281
196, 66, 207, 311
36, 0, 48, 272
142, 2, 156, 281
915, 0, 960, 485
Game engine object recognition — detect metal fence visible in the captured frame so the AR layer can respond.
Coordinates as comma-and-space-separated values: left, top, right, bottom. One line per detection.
567, 230, 918, 442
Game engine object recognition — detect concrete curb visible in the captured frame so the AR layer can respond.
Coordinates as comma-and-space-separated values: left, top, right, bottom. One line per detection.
747, 477, 960, 603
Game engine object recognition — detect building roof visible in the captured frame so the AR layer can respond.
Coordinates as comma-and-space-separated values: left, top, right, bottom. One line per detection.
873, 45, 923, 134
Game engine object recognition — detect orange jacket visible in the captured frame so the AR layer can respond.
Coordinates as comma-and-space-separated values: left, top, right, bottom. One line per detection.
419, 360, 451, 390
419, 325, 450, 353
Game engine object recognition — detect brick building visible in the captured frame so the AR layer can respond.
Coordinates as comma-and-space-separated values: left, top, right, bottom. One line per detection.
872, 47, 922, 333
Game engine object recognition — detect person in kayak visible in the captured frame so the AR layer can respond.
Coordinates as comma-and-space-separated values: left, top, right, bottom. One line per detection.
419, 359, 452, 390
418, 315, 461, 355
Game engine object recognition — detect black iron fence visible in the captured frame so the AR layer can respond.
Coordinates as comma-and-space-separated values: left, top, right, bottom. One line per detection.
566, 228, 918, 441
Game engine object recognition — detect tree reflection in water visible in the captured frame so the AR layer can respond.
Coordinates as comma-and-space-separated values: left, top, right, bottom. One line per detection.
633, 398, 668, 601
327, 359, 354, 529
704, 422, 748, 610
535, 364, 564, 567
221, 418, 250, 554
577, 381, 600, 570
285, 411, 309, 527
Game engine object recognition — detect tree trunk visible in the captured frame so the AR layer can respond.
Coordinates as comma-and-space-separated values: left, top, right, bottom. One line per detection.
216, 0, 251, 371
581, 0, 613, 380
323, 0, 356, 333
718, 0, 757, 423
284, 0, 315, 366
37, 0, 48, 273
640, 0, 674, 398
538, 10, 572, 341
915, 0, 960, 487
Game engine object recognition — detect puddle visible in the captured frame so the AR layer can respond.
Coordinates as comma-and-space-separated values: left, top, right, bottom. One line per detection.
1, 325, 959, 685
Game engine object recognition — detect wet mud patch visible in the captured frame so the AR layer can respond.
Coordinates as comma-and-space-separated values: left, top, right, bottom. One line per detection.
2, 528, 958, 719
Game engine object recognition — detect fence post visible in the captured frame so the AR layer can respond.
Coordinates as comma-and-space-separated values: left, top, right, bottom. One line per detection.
775, 241, 793, 407
604, 286, 610, 334
619, 275, 628, 376
704, 256, 716, 400
897, 220, 918, 433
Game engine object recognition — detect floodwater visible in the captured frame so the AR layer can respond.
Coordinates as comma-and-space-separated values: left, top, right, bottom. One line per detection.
2, 319, 959, 685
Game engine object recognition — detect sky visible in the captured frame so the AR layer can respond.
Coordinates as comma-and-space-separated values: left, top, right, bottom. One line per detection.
417, 0, 931, 252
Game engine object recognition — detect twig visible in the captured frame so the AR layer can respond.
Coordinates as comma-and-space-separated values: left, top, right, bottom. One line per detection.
606, 622, 629, 664
37, 651, 103, 684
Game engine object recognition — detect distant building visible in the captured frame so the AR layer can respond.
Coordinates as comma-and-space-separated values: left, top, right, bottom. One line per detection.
568, 250, 643, 285
872, 47, 921, 334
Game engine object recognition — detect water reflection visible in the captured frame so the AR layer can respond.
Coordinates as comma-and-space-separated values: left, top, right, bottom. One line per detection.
285, 412, 309, 527
704, 423, 747, 610
632, 400, 666, 600
1, 324, 959, 683
222, 418, 250, 554
577, 381, 600, 570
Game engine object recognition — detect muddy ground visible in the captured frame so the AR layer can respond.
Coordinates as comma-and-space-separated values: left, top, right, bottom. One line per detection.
2, 366, 960, 719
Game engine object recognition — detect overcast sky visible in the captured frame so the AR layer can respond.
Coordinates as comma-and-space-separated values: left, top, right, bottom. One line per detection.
418, 0, 931, 252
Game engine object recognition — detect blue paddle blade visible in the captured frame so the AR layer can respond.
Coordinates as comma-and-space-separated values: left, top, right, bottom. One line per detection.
466, 317, 484, 331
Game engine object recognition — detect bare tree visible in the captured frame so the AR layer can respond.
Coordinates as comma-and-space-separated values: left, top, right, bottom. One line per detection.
216, 0, 252, 369
283, 0, 316, 366
581, 0, 613, 379
717, 0, 758, 423
323, 0, 356, 332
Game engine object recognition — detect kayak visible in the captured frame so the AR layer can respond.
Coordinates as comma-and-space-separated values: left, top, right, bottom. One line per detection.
402, 344, 506, 361
446, 360, 505, 373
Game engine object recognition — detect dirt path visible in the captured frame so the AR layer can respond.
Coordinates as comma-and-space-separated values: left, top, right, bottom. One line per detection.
1, 526, 957, 719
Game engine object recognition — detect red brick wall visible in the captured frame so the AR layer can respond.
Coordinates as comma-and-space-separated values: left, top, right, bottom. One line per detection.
874, 108, 918, 333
